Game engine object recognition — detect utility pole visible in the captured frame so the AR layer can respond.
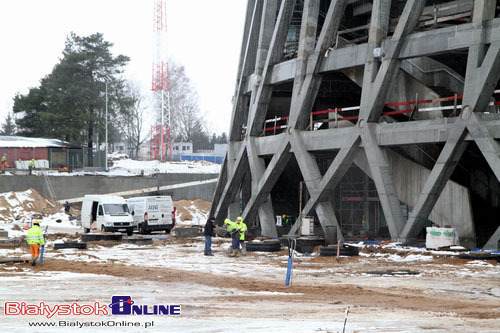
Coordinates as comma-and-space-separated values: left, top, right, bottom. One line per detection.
105, 81, 109, 171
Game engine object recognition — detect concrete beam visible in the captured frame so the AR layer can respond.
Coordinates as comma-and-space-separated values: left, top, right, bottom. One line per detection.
251, 118, 500, 156
244, 19, 500, 91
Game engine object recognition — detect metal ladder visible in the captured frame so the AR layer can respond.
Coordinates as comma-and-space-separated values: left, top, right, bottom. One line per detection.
43, 172, 57, 201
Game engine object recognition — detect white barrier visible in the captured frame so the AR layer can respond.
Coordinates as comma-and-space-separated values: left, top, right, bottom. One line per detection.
14, 160, 50, 170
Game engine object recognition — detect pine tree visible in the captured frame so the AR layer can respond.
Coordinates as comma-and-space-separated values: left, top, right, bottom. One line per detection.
13, 32, 130, 166
0, 113, 16, 135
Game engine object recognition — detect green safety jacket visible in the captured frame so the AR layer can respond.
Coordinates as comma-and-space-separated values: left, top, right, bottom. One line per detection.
224, 219, 239, 233
26, 225, 45, 245
238, 221, 247, 241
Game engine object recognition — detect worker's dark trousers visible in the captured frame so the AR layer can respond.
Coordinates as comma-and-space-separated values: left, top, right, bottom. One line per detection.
204, 235, 212, 255
231, 233, 240, 250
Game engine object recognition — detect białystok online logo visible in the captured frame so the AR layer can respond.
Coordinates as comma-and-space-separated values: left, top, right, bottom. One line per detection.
4, 296, 181, 318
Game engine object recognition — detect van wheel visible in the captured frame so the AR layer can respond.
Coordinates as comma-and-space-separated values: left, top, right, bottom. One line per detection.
126, 229, 133, 236
101, 225, 107, 233
165, 228, 171, 234
84, 228, 90, 233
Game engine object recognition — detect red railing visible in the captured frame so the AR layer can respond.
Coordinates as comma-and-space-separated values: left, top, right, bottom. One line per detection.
262, 90, 500, 135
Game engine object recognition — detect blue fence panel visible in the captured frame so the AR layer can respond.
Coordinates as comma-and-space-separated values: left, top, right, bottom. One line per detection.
180, 155, 224, 164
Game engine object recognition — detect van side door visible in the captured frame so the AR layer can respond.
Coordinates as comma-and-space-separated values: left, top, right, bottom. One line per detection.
97, 204, 106, 229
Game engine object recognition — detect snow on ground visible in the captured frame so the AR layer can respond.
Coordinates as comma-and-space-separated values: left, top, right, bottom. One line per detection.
0, 189, 49, 221
44, 159, 221, 177
108, 159, 220, 176
175, 199, 210, 226
0, 188, 81, 236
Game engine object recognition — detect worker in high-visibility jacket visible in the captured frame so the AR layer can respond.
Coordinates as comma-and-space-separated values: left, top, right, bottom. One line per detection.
236, 217, 247, 254
26, 219, 45, 266
28, 159, 36, 175
224, 218, 240, 257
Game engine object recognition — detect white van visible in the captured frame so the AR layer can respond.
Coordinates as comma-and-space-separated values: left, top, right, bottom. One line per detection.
81, 195, 135, 235
127, 196, 176, 234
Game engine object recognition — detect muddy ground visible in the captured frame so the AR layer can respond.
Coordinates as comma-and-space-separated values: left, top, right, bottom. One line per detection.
0, 238, 499, 332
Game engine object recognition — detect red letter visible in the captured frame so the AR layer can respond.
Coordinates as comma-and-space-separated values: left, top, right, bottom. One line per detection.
4, 302, 20, 315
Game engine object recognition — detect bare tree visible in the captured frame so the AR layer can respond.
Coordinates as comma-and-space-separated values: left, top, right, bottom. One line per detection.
118, 83, 148, 158
168, 62, 210, 150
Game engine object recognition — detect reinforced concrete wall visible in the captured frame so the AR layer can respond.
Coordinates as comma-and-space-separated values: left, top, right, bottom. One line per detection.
0, 174, 218, 202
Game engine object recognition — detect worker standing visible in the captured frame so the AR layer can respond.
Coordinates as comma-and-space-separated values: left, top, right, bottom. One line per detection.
64, 201, 71, 214
28, 159, 36, 175
236, 217, 247, 255
203, 217, 215, 256
26, 217, 45, 266
0, 154, 7, 173
224, 218, 240, 257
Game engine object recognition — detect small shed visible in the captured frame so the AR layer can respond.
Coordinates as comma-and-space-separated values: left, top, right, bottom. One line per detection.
0, 136, 83, 170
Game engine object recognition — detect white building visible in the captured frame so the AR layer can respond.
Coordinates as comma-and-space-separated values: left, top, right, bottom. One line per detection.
173, 142, 193, 154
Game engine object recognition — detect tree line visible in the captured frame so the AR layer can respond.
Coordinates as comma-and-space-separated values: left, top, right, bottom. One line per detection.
2, 33, 226, 164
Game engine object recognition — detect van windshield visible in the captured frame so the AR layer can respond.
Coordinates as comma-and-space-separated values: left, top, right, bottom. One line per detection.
104, 204, 129, 215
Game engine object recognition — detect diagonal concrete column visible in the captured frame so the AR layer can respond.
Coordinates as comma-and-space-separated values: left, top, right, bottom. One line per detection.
290, 132, 342, 244
483, 226, 500, 250
242, 141, 292, 220
248, 0, 297, 135
229, 0, 262, 141
214, 1, 296, 224
359, 0, 425, 122
288, 132, 360, 239
361, 123, 405, 239
247, 138, 278, 238
356, 0, 424, 240
400, 0, 500, 242
209, 156, 228, 219
214, 145, 247, 222
287, 0, 348, 130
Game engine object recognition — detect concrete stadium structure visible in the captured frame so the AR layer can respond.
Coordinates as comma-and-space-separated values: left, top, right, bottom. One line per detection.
211, 0, 500, 249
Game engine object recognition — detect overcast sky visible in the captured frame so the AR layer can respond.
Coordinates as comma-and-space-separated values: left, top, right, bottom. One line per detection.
0, 0, 247, 135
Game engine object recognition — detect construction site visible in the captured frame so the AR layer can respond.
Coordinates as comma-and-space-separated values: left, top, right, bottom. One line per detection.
1, 0, 500, 332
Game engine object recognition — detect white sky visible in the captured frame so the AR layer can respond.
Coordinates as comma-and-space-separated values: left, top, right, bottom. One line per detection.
0, 0, 247, 135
